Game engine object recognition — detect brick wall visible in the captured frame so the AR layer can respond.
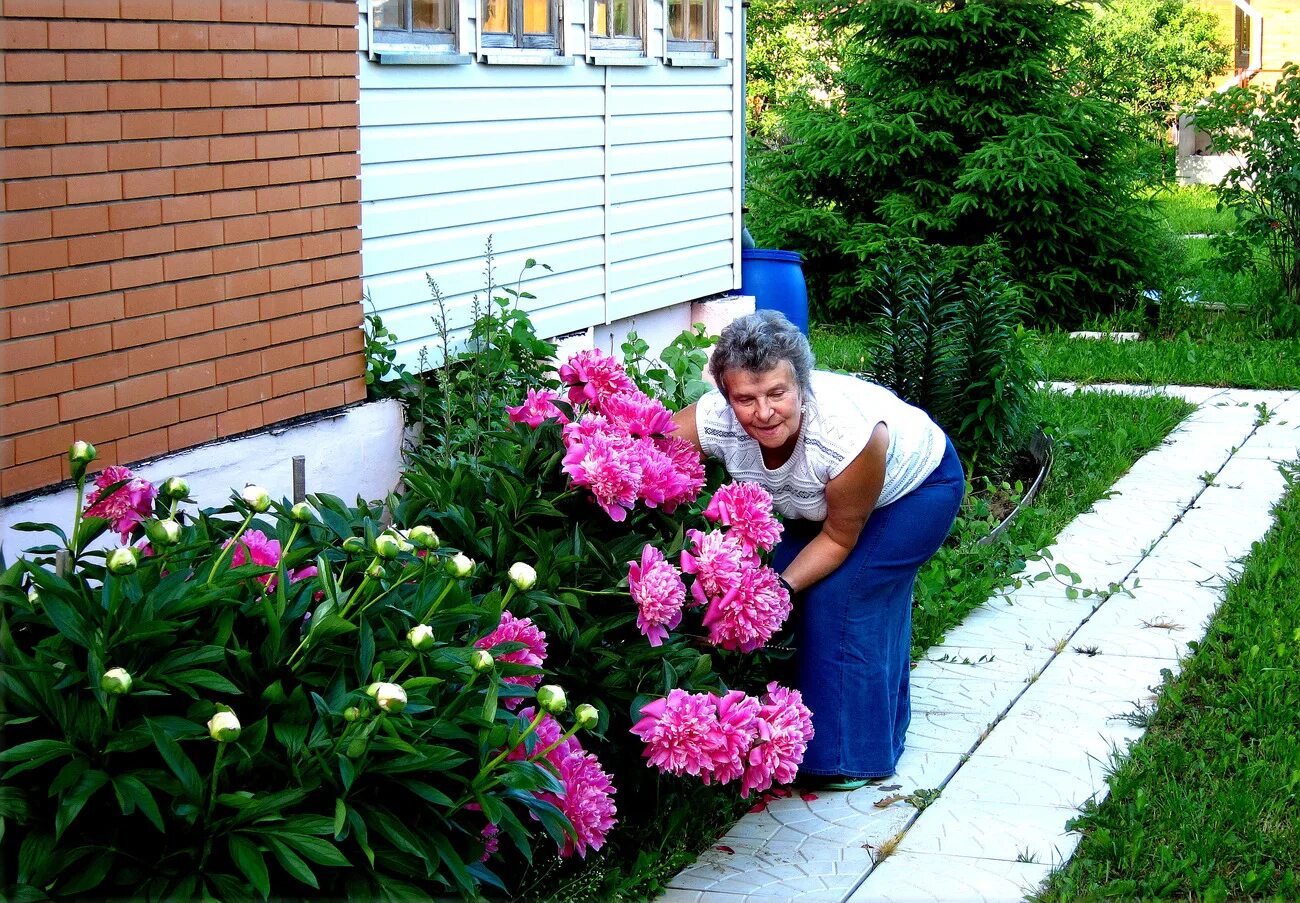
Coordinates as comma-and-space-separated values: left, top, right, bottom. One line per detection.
0, 0, 366, 499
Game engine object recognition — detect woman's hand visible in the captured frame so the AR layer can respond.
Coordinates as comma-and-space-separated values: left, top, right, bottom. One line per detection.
781, 421, 888, 593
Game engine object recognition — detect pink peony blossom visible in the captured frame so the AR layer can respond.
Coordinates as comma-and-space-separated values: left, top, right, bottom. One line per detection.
540, 747, 618, 858
632, 439, 695, 513
476, 611, 548, 709
629, 689, 728, 778
705, 690, 761, 786
680, 529, 749, 608
701, 566, 791, 653
601, 389, 676, 438
84, 465, 157, 542
561, 412, 616, 446
628, 544, 686, 647
507, 387, 570, 428
507, 707, 577, 764
558, 349, 638, 412
742, 683, 814, 797
561, 432, 643, 522
227, 529, 282, 590
655, 436, 707, 511
704, 482, 784, 555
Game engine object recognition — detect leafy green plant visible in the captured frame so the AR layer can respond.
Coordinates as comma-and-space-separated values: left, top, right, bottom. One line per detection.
620, 324, 717, 411
1195, 63, 1300, 336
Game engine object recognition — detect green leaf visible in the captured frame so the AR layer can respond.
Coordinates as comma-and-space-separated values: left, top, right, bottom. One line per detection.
55, 770, 108, 840
337, 754, 355, 792
146, 718, 203, 802
58, 850, 114, 895
228, 835, 271, 900
166, 669, 242, 695
265, 837, 319, 890
333, 798, 347, 839
113, 774, 165, 833
0, 739, 76, 778
278, 832, 351, 868
38, 596, 92, 648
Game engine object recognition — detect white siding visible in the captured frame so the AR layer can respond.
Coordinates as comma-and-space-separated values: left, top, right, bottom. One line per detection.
357, 0, 743, 368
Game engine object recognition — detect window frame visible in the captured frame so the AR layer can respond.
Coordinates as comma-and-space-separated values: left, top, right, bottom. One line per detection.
481, 0, 563, 50
664, 0, 718, 55
371, 0, 459, 49
588, 0, 646, 53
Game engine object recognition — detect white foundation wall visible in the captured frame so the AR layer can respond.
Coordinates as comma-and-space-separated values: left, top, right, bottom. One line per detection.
1, 400, 406, 564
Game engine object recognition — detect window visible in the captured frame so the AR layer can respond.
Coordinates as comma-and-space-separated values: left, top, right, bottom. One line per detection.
1234, 7, 1251, 72
482, 0, 561, 49
372, 0, 457, 47
590, 0, 644, 52
666, 0, 715, 53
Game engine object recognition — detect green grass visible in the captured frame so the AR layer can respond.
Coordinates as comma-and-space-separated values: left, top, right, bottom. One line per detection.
1144, 183, 1238, 236
1035, 331, 1300, 389
1038, 466, 1300, 902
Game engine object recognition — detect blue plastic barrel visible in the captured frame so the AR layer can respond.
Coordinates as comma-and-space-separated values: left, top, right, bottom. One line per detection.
741, 249, 809, 336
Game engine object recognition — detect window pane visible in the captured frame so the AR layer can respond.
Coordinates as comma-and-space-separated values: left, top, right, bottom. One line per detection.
413, 0, 451, 30
613, 0, 631, 36
373, 0, 407, 29
592, 0, 608, 36
484, 0, 509, 33
667, 0, 682, 40
523, 0, 549, 34
689, 0, 705, 40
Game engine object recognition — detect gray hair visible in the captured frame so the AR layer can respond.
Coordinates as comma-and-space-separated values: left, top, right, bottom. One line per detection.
709, 310, 815, 401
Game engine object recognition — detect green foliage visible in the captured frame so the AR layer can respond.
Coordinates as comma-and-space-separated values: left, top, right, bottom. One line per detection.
1195, 64, 1300, 335
1072, 0, 1229, 143
748, 0, 1158, 327
620, 324, 717, 411
0, 476, 589, 900
744, 0, 834, 145
1038, 464, 1300, 901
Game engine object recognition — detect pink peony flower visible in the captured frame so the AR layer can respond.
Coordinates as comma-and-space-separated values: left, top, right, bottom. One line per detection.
680, 529, 749, 608
632, 439, 694, 513
601, 389, 676, 438
705, 690, 761, 786
558, 349, 638, 413
476, 611, 548, 709
628, 544, 686, 647
704, 482, 784, 555
507, 706, 577, 764
655, 436, 707, 511
742, 683, 815, 797
507, 387, 569, 428
540, 747, 618, 858
84, 465, 158, 542
701, 565, 791, 653
561, 432, 643, 522
562, 412, 616, 446
227, 529, 282, 589
629, 689, 728, 778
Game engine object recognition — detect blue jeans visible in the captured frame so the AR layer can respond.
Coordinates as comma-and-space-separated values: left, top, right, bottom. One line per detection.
772, 438, 965, 778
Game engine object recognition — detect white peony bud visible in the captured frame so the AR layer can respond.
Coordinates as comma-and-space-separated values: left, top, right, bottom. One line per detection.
100, 667, 133, 695
407, 624, 435, 651
239, 484, 271, 513
374, 534, 402, 559
537, 684, 567, 715
160, 476, 190, 499
69, 440, 97, 466
146, 518, 182, 546
289, 502, 314, 523
574, 703, 599, 730
105, 547, 139, 576
407, 525, 439, 550
374, 682, 406, 715
207, 710, 242, 742
446, 553, 474, 578
343, 706, 362, 722
508, 562, 537, 592
469, 649, 495, 673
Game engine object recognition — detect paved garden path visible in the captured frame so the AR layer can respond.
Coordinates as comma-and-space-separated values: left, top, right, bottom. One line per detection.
658, 384, 1300, 903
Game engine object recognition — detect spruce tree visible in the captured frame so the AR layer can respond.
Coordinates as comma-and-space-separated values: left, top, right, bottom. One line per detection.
748, 0, 1158, 326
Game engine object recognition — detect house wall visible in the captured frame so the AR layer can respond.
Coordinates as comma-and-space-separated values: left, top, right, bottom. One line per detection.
0, 0, 367, 500
1195, 0, 1300, 86
357, 0, 743, 369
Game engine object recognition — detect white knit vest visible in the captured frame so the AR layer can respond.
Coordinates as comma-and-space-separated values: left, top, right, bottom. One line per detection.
696, 370, 947, 520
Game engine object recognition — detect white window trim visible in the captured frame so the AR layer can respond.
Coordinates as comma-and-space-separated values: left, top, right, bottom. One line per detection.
478, 0, 565, 54
664, 0, 719, 57
588, 0, 648, 57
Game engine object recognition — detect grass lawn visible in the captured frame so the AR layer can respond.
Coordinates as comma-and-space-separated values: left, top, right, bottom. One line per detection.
1033, 331, 1300, 389
1037, 466, 1300, 902
1143, 183, 1237, 236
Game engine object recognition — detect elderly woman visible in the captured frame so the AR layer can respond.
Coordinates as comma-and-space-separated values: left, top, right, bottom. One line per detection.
672, 310, 965, 787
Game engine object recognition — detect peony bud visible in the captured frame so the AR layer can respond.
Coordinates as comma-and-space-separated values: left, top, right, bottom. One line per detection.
374, 534, 401, 559
100, 667, 133, 695
239, 484, 271, 513
407, 623, 435, 651
341, 536, 366, 555
146, 518, 182, 546
289, 502, 314, 524
343, 706, 362, 722
106, 547, 139, 576
469, 649, 495, 673
574, 703, 598, 730
373, 682, 406, 715
69, 441, 97, 479
407, 525, 439, 550
537, 684, 567, 715
160, 476, 190, 500
346, 735, 368, 758
508, 562, 537, 592
389, 530, 414, 553
446, 553, 474, 578
365, 562, 384, 580
365, 682, 383, 697
207, 710, 242, 742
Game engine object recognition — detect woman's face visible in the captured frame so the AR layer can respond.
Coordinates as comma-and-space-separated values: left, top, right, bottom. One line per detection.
724, 362, 803, 453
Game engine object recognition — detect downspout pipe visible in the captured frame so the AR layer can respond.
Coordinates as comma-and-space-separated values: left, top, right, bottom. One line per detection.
740, 0, 755, 249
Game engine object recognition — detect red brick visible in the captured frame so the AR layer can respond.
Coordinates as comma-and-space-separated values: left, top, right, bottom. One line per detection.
166, 361, 216, 395
0, 334, 55, 372
217, 403, 263, 437
223, 268, 269, 302
51, 205, 109, 238
160, 136, 208, 167
225, 322, 269, 354
48, 21, 107, 50
59, 384, 116, 421
212, 243, 259, 274
122, 283, 176, 317
67, 112, 122, 143
15, 424, 77, 463
173, 53, 221, 79
211, 80, 257, 107
55, 324, 112, 360
14, 363, 73, 401
222, 0, 267, 23
269, 311, 313, 344
116, 427, 169, 464
67, 291, 124, 326
3, 179, 62, 213
65, 52, 123, 81
123, 167, 174, 198
68, 232, 123, 265
109, 140, 163, 171
175, 165, 222, 195
64, 0, 124, 18
208, 23, 255, 50
223, 214, 269, 244
51, 83, 110, 114
265, 104, 308, 131
1, 271, 55, 306
6, 115, 66, 148
78, 408, 131, 444
54, 265, 113, 299
9, 301, 69, 337
161, 249, 212, 281
270, 363, 313, 396
107, 80, 161, 110
255, 24, 297, 50
257, 287, 299, 319
175, 275, 224, 307
120, 0, 174, 16
227, 374, 271, 409
170, 0, 222, 22
121, 110, 172, 140
210, 188, 256, 218
301, 333, 342, 363
108, 198, 162, 230
72, 349, 129, 388
121, 224, 174, 257
266, 52, 309, 78
1, 20, 48, 50
66, 172, 123, 204
128, 397, 179, 434
224, 160, 268, 189
256, 184, 299, 212
164, 305, 213, 338
256, 131, 298, 160
168, 415, 217, 451
159, 22, 208, 49
174, 219, 223, 250
180, 387, 228, 420
0, 84, 52, 116
209, 134, 256, 163
304, 381, 344, 412
0, 395, 59, 435
127, 340, 180, 375
0, 212, 54, 248
115, 371, 166, 407
5, 53, 64, 83
160, 192, 211, 223
2, 457, 65, 496
52, 143, 109, 176
254, 79, 297, 105
122, 51, 173, 79
8, 239, 69, 275
110, 256, 164, 290
262, 391, 306, 424
159, 81, 211, 108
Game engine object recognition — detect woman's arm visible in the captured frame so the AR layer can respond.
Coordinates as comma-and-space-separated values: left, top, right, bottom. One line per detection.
780, 421, 888, 593
671, 403, 704, 453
